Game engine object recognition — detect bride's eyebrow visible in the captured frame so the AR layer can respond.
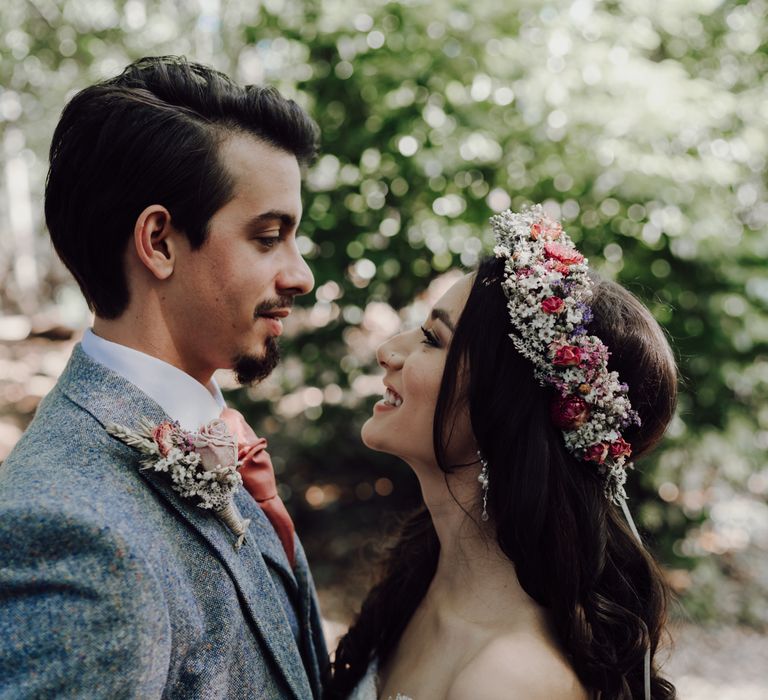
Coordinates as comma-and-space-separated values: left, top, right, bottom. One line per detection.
430, 308, 455, 333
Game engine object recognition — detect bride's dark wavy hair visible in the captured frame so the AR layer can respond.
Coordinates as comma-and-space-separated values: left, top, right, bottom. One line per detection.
327, 256, 677, 699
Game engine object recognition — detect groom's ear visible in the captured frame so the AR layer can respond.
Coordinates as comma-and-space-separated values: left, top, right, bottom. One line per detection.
133, 205, 178, 280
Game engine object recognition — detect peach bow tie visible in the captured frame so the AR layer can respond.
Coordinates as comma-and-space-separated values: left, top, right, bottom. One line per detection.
220, 407, 295, 567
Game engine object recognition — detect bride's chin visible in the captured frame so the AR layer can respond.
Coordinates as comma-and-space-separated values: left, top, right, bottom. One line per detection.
361, 420, 397, 456
360, 420, 381, 451
360, 418, 372, 444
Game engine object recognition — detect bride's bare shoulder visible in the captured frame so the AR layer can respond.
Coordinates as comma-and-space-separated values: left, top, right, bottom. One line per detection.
446, 633, 588, 700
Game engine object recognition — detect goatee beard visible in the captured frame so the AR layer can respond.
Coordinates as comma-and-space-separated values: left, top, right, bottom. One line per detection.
233, 337, 280, 385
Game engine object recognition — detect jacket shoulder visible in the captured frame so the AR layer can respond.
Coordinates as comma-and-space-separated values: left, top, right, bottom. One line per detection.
0, 500, 170, 696
2, 386, 140, 500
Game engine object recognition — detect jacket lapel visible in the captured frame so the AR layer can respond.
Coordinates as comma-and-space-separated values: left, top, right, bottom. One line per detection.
137, 468, 310, 700
294, 541, 327, 698
233, 488, 298, 592
59, 344, 311, 700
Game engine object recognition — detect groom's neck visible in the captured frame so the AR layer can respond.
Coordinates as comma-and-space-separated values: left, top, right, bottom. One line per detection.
93, 310, 215, 386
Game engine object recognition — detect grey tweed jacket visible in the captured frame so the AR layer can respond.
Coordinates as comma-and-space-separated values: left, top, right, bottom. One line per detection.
0, 344, 327, 699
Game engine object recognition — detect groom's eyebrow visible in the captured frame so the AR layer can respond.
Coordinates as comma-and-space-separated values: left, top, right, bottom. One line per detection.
246, 211, 298, 230
431, 308, 455, 333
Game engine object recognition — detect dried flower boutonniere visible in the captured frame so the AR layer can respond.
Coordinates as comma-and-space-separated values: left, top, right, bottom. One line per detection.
106, 417, 250, 549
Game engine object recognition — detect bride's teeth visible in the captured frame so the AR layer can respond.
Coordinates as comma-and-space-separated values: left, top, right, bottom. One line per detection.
383, 388, 403, 407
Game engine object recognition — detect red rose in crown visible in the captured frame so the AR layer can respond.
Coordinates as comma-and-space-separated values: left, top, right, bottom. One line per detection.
553, 345, 583, 367
609, 438, 632, 459
541, 296, 565, 314
585, 443, 609, 464
551, 394, 590, 430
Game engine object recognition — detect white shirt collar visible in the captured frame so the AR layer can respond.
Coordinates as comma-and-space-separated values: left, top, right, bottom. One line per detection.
80, 329, 225, 431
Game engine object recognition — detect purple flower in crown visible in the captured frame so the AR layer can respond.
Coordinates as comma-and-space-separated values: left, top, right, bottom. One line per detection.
546, 375, 568, 393
577, 303, 593, 324
552, 278, 577, 295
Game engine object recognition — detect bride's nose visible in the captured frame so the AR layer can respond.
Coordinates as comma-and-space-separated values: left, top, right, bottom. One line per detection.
376, 340, 404, 369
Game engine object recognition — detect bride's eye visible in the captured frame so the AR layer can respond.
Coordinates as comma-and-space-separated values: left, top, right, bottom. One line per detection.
420, 326, 440, 347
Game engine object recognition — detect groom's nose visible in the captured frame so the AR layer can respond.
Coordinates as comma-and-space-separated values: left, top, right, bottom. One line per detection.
275, 239, 314, 296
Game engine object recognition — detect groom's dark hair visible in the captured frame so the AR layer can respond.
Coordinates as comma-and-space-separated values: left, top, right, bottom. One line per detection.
45, 55, 319, 319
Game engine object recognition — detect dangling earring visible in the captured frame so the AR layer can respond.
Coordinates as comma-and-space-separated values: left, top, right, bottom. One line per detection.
477, 450, 489, 521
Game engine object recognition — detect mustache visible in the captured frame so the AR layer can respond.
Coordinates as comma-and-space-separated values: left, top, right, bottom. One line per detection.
254, 297, 295, 316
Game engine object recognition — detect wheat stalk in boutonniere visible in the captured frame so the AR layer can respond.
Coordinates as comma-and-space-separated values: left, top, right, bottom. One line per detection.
106, 416, 251, 550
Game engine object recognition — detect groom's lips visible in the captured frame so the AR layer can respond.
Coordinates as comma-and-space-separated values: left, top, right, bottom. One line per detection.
256, 308, 291, 336
258, 309, 291, 319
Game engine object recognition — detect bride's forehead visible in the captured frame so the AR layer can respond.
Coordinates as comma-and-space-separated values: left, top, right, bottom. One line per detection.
433, 274, 475, 316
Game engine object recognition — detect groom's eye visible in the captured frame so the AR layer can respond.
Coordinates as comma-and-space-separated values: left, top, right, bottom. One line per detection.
254, 229, 282, 248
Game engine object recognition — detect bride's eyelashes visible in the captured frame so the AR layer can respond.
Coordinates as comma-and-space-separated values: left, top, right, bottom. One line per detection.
420, 326, 440, 347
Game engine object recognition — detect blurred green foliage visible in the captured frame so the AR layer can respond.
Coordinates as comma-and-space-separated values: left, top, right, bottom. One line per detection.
1, 0, 766, 623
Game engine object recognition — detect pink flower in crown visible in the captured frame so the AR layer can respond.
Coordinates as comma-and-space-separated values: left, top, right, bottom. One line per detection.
553, 345, 583, 367
548, 220, 563, 239
516, 267, 534, 278
584, 443, 609, 464
530, 219, 562, 241
609, 438, 632, 460
193, 419, 238, 472
545, 259, 571, 275
544, 241, 584, 266
580, 344, 604, 371
152, 422, 176, 457
551, 395, 590, 430
541, 296, 565, 314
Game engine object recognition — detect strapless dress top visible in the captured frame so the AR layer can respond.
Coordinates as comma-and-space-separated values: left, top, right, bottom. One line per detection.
346, 659, 413, 700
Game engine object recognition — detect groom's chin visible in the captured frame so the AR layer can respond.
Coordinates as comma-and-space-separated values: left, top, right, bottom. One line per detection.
232, 338, 280, 386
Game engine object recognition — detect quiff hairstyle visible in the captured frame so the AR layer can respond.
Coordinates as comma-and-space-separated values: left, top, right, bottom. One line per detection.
45, 55, 319, 318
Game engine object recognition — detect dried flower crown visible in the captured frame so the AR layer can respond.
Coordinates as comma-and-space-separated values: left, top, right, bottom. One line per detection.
491, 204, 640, 502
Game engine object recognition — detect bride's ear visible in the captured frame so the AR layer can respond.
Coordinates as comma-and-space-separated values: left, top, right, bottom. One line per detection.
133, 204, 177, 280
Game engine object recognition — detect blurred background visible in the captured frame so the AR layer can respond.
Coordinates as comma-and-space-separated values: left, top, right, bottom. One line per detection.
0, 0, 766, 697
